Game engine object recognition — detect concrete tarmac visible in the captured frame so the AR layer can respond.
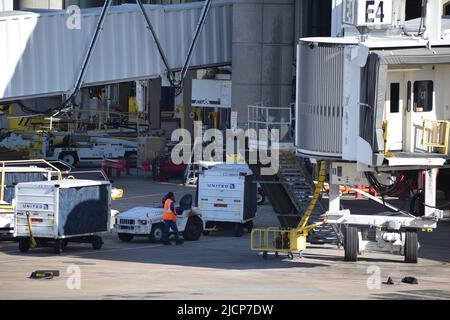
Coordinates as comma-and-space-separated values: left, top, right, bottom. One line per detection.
0, 176, 449, 300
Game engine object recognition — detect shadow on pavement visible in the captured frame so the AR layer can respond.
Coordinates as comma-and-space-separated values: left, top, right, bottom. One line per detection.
1, 234, 329, 270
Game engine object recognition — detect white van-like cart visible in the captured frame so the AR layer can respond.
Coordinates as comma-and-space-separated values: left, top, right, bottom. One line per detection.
14, 179, 111, 254
198, 164, 257, 237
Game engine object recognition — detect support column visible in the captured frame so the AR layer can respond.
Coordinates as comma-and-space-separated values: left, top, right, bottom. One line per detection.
424, 168, 438, 217
182, 70, 197, 136
425, 0, 441, 42
148, 77, 161, 129
329, 183, 341, 213
331, 0, 343, 37
232, 0, 294, 129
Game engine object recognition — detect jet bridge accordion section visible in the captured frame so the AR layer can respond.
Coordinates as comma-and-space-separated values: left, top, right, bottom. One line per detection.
0, 0, 232, 102
296, 41, 345, 158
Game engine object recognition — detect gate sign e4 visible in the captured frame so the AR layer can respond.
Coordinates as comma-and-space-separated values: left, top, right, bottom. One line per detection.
343, 0, 392, 27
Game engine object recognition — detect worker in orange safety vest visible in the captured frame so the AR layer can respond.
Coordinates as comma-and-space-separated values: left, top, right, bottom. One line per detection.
162, 192, 183, 245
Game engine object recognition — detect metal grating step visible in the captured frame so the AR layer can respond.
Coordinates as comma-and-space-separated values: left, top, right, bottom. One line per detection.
276, 151, 343, 245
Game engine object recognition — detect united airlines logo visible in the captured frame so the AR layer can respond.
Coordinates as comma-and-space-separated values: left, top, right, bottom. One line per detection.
207, 183, 235, 190
20, 203, 48, 210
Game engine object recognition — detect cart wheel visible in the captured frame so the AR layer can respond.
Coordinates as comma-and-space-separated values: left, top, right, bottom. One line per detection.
344, 225, 358, 262
183, 216, 203, 241
262, 251, 268, 259
404, 229, 418, 263
275, 252, 279, 258
118, 233, 134, 242
298, 251, 303, 259
92, 236, 103, 250
149, 223, 164, 243
287, 252, 294, 260
54, 239, 64, 254
62, 240, 69, 250
18, 238, 30, 253
257, 188, 266, 205
244, 220, 254, 233
233, 223, 244, 237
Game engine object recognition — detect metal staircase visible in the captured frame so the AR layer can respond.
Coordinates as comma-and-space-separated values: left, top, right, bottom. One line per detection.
184, 125, 206, 187
249, 150, 343, 245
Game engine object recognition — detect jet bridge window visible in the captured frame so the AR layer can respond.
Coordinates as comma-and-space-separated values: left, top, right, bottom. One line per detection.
390, 83, 400, 113
413, 81, 433, 112
407, 81, 411, 112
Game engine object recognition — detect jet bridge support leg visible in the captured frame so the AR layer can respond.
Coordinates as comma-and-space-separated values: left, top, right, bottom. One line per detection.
424, 168, 438, 217
328, 182, 341, 213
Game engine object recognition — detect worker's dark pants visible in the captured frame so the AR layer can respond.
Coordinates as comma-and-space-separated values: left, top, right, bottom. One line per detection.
163, 220, 179, 242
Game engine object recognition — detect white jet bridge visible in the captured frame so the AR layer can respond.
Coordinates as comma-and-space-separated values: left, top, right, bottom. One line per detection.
293, 0, 450, 263
0, 0, 232, 102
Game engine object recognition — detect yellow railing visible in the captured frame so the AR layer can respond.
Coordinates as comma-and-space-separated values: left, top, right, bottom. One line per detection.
0, 159, 63, 203
251, 228, 295, 253
250, 161, 327, 256
421, 120, 450, 155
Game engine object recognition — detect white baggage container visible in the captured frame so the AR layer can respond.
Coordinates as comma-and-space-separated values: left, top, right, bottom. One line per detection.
14, 179, 111, 254
198, 164, 257, 236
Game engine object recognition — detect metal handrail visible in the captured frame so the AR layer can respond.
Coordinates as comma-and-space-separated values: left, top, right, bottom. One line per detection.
421, 119, 450, 154
0, 159, 63, 177
0, 159, 64, 202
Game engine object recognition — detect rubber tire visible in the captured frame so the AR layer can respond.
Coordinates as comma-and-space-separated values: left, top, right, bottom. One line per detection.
92, 236, 103, 250
404, 229, 418, 263
18, 238, 30, 253
410, 193, 425, 217
149, 223, 164, 243
59, 152, 78, 167
257, 189, 266, 205
124, 151, 138, 168
118, 233, 134, 242
54, 239, 64, 255
233, 223, 244, 237
183, 216, 203, 241
344, 225, 358, 262
244, 220, 254, 233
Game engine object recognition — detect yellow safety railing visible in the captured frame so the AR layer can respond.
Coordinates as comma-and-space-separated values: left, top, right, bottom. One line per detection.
0, 159, 63, 203
421, 120, 450, 155
382, 120, 393, 157
251, 228, 293, 253
251, 161, 328, 257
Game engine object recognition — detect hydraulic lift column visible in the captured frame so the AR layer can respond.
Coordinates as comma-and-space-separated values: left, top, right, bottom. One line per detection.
424, 168, 438, 217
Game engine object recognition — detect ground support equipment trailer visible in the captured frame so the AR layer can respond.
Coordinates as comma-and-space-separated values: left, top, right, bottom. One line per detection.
14, 179, 111, 254
198, 164, 257, 237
